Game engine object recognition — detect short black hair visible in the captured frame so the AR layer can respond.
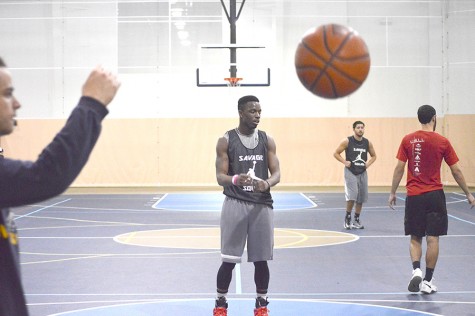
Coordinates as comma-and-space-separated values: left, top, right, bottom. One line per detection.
353, 120, 365, 129
0, 57, 6, 67
238, 95, 259, 110
417, 105, 436, 124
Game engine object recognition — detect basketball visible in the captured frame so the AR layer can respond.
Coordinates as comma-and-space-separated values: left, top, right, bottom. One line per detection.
295, 24, 371, 99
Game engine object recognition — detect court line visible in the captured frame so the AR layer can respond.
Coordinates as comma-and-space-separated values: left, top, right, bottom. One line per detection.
18, 215, 217, 230
25, 290, 475, 297
299, 192, 318, 208
25, 297, 474, 315
274, 228, 309, 247
235, 263, 242, 294
359, 234, 475, 238
22, 254, 112, 265
154, 193, 168, 204
448, 214, 475, 226
21, 251, 220, 256
20, 251, 220, 265
19, 233, 475, 240
27, 299, 447, 316
14, 199, 71, 220
20, 204, 168, 213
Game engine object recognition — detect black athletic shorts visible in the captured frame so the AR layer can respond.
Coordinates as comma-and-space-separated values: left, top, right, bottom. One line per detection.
404, 189, 448, 237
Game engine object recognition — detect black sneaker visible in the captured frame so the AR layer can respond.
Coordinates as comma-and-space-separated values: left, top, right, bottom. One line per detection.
255, 297, 269, 308
344, 216, 351, 229
215, 296, 228, 308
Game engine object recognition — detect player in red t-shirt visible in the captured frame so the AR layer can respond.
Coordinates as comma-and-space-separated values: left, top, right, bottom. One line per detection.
389, 105, 475, 294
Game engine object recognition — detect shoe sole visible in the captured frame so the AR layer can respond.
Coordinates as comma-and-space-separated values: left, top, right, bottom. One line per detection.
421, 286, 437, 294
351, 225, 364, 229
408, 276, 422, 292
421, 289, 435, 294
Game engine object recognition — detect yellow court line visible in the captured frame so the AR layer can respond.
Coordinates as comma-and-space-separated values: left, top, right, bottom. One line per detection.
275, 228, 309, 248
123, 231, 137, 243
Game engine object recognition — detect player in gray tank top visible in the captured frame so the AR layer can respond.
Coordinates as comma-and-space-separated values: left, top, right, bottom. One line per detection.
213, 95, 280, 316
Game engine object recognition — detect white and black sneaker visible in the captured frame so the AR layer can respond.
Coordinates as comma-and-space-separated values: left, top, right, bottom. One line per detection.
344, 216, 351, 229
351, 218, 364, 229
408, 268, 423, 292
420, 279, 437, 294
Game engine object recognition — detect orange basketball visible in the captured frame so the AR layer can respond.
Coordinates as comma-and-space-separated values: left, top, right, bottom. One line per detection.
295, 24, 370, 99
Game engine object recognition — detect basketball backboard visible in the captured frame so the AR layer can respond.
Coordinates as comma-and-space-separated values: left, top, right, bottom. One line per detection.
196, 44, 271, 87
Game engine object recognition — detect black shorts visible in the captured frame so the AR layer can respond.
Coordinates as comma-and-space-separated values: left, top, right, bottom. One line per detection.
404, 189, 448, 237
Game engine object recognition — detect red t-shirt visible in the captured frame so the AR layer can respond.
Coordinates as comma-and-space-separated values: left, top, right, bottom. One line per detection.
396, 130, 459, 196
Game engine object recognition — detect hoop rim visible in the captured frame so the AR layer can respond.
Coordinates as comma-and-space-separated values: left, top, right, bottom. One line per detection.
224, 77, 243, 87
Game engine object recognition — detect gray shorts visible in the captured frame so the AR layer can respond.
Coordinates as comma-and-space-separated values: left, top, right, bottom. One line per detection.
220, 196, 274, 263
344, 168, 368, 204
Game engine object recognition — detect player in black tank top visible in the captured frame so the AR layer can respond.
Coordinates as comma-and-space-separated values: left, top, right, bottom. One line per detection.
345, 136, 369, 175
213, 95, 281, 316
333, 121, 377, 230
223, 129, 273, 207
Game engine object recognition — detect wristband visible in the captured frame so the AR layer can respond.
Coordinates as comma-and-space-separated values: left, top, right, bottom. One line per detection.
265, 180, 271, 189
232, 175, 239, 185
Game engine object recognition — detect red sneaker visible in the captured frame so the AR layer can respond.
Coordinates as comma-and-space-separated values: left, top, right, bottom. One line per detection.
254, 306, 269, 316
213, 307, 227, 316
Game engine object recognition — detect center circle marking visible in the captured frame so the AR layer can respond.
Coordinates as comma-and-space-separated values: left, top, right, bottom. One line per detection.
114, 228, 358, 249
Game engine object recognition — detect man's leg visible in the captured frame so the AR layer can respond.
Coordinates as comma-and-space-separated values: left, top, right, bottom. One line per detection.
344, 200, 354, 229
214, 262, 235, 312
354, 202, 362, 216
420, 235, 439, 294
254, 261, 269, 299
351, 202, 364, 229
346, 200, 355, 212
425, 235, 439, 270
352, 172, 368, 229
344, 168, 357, 229
410, 235, 423, 267
254, 261, 270, 314
408, 235, 423, 292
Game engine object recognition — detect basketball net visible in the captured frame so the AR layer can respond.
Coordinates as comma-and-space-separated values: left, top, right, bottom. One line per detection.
224, 77, 242, 87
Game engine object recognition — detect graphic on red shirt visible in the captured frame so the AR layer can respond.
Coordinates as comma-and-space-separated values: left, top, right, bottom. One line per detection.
396, 131, 458, 196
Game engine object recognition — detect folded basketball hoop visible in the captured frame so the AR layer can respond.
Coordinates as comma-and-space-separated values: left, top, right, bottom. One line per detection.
224, 77, 242, 87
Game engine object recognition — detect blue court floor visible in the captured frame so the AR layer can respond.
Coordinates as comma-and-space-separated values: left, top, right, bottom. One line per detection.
12, 191, 475, 316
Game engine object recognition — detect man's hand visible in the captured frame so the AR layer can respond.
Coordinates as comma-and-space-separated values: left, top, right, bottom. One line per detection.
82, 66, 121, 106
388, 193, 397, 210
467, 193, 475, 209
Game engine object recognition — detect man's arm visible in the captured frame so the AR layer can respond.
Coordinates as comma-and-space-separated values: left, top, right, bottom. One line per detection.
266, 135, 280, 185
215, 137, 232, 187
333, 138, 350, 168
0, 98, 107, 207
0, 67, 120, 208
389, 159, 406, 209
449, 163, 475, 208
366, 140, 377, 168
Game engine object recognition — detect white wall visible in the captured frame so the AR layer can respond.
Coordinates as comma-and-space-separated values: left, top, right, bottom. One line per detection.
0, 0, 474, 119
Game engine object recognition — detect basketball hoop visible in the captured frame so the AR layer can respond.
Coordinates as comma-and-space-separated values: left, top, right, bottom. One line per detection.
224, 77, 242, 87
